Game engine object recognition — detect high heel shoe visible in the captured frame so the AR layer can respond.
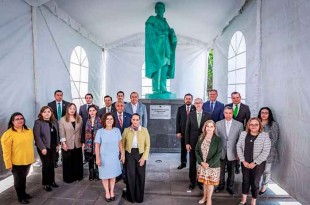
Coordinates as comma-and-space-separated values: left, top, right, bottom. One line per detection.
198, 198, 207, 204
111, 196, 115, 201
105, 197, 112, 202
43, 185, 52, 192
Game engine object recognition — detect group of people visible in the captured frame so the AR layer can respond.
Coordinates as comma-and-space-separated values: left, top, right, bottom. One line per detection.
1, 90, 150, 204
176, 90, 279, 205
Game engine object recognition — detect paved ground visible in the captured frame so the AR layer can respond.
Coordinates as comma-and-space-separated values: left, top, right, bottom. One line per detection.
0, 153, 304, 205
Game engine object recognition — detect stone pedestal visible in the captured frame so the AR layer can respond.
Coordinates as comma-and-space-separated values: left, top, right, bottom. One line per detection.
140, 99, 183, 153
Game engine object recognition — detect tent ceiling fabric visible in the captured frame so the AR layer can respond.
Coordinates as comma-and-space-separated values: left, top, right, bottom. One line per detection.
52, 0, 245, 47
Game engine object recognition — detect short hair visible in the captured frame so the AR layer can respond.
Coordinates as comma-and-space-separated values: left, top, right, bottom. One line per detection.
117, 91, 125, 96
209, 89, 218, 94
54, 90, 63, 95
38, 106, 56, 122
115, 101, 124, 106
85, 93, 93, 99
8, 112, 29, 131
104, 95, 112, 101
184, 93, 193, 99
130, 92, 139, 98
101, 113, 116, 128
245, 117, 263, 134
87, 104, 98, 112
224, 106, 233, 112
231, 91, 240, 96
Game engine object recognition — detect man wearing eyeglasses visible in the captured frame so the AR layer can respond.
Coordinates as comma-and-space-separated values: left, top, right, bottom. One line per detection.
226, 91, 251, 174
185, 98, 211, 190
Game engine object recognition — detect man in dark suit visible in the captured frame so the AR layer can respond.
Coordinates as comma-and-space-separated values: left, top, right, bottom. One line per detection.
47, 90, 69, 168
111, 91, 127, 108
226, 91, 251, 174
176, 93, 196, 170
98, 95, 115, 118
185, 98, 211, 190
114, 101, 132, 134
202, 89, 224, 122
215, 106, 243, 195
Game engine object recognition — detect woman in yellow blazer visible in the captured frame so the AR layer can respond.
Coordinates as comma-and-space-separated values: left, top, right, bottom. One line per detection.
58, 103, 83, 183
122, 113, 150, 203
1, 112, 35, 204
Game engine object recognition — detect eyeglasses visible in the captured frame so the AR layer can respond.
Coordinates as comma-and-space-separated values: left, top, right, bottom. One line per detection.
14, 118, 24, 121
249, 124, 259, 127
194, 102, 202, 104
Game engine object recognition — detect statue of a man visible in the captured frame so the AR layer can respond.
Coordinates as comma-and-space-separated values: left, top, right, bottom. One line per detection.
145, 2, 177, 94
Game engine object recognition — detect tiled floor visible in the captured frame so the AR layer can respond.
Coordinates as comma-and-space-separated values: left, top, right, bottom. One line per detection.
0, 153, 305, 205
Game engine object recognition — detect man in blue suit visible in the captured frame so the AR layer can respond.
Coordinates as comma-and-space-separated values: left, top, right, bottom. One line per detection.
124, 92, 148, 127
114, 101, 132, 134
202, 89, 224, 123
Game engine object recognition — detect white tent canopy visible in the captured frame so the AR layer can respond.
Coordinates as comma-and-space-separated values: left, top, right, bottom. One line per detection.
0, 0, 310, 204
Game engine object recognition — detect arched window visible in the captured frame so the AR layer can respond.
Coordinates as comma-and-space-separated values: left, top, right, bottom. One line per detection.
228, 31, 246, 103
70, 46, 89, 108
141, 63, 171, 98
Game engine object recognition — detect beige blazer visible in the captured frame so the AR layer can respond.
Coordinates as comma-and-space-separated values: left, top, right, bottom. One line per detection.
59, 116, 83, 149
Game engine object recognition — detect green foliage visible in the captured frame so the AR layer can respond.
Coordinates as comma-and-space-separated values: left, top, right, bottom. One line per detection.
207, 49, 214, 93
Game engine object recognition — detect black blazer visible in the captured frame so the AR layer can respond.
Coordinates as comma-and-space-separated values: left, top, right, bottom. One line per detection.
185, 111, 211, 147
176, 104, 196, 136
225, 103, 251, 128
113, 112, 132, 134
98, 106, 116, 118
47, 100, 69, 119
33, 119, 60, 150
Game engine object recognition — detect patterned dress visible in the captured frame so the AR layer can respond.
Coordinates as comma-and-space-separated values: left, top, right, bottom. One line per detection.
197, 137, 221, 185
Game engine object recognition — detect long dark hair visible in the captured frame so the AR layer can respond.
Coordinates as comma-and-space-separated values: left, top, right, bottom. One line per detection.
8, 112, 29, 131
88, 104, 98, 119
258, 107, 275, 126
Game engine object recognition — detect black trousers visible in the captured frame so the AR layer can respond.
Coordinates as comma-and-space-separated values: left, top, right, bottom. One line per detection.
62, 147, 83, 183
125, 149, 146, 203
37, 148, 56, 185
219, 157, 236, 189
241, 161, 266, 198
180, 136, 187, 165
189, 148, 197, 184
11, 164, 31, 200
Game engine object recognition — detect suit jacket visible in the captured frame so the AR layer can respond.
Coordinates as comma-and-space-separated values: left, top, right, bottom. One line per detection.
216, 119, 243, 161
226, 103, 251, 128
124, 102, 148, 127
59, 117, 83, 149
202, 101, 224, 122
79, 104, 99, 139
98, 106, 116, 118
33, 119, 60, 150
114, 112, 132, 134
47, 100, 70, 119
176, 104, 196, 136
185, 111, 211, 147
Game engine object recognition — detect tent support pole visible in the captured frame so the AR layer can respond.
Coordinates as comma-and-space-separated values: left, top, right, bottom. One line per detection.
31, 6, 39, 116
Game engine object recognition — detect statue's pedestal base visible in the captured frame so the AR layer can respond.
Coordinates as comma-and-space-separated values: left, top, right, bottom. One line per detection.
145, 92, 176, 99
140, 99, 183, 153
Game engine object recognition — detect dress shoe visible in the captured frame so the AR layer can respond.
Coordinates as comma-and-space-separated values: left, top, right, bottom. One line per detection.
235, 168, 240, 174
50, 182, 59, 188
18, 199, 30, 204
214, 186, 224, 193
188, 183, 196, 190
226, 188, 235, 195
177, 164, 186, 169
43, 185, 52, 192
24, 193, 32, 199
105, 197, 112, 202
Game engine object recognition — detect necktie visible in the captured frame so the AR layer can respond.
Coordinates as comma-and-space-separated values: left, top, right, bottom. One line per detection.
118, 114, 123, 127
57, 103, 61, 120
107, 107, 110, 113
233, 104, 239, 118
197, 113, 202, 127
210, 102, 214, 111
186, 106, 190, 116
226, 121, 231, 136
